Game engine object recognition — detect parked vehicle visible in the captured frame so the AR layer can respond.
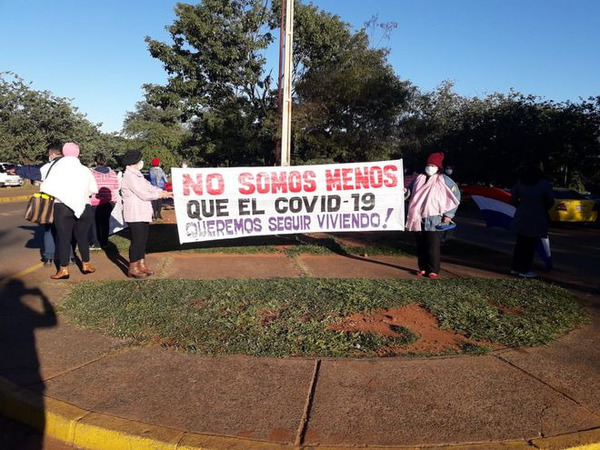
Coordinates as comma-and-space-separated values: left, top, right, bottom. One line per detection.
549, 188, 598, 223
0, 162, 23, 187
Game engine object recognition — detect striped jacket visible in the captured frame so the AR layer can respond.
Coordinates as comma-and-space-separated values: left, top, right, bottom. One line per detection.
91, 166, 120, 206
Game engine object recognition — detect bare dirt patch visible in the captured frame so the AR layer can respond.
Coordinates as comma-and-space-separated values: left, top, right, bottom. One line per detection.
328, 303, 497, 355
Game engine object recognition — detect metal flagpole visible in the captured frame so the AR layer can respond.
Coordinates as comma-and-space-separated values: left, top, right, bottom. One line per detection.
280, 0, 294, 166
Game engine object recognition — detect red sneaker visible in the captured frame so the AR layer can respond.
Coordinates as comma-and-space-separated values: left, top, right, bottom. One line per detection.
428, 273, 438, 279
416, 270, 426, 277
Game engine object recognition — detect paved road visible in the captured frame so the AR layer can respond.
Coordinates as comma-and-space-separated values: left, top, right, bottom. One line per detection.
454, 205, 600, 287
0, 199, 45, 280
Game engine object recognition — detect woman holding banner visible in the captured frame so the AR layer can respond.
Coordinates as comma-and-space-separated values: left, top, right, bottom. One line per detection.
120, 150, 173, 278
405, 152, 460, 279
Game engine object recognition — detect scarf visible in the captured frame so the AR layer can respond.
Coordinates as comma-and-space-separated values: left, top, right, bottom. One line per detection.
406, 174, 459, 231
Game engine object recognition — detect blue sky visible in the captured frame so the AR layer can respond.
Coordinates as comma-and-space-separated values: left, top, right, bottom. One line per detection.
2, 0, 599, 133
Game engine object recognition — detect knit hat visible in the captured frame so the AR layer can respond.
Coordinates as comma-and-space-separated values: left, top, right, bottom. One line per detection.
151, 157, 160, 166
62, 142, 80, 158
121, 150, 143, 166
426, 152, 444, 169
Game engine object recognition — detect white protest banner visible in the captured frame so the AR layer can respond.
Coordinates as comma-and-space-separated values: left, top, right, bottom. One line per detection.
171, 160, 404, 243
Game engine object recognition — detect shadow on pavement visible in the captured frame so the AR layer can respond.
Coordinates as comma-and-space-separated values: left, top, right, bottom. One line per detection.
0, 278, 57, 449
103, 241, 130, 276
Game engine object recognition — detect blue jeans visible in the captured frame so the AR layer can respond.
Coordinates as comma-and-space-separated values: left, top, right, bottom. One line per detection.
42, 225, 55, 260
42, 224, 74, 261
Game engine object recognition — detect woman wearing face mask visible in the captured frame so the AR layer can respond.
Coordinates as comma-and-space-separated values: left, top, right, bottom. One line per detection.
405, 152, 461, 279
120, 150, 173, 278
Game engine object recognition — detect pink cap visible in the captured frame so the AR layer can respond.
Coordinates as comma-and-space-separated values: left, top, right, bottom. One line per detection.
62, 142, 80, 157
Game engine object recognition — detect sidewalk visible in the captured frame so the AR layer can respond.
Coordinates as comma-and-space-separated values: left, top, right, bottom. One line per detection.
1, 233, 600, 449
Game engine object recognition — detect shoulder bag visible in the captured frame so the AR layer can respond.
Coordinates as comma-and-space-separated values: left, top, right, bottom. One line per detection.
24, 159, 60, 224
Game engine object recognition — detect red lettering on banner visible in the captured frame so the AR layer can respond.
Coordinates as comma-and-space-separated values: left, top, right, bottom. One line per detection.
182, 173, 225, 196
303, 171, 317, 192
272, 172, 289, 193
288, 172, 301, 193
206, 173, 225, 195
342, 168, 354, 190
354, 167, 370, 189
237, 170, 317, 194
325, 165, 399, 191
182, 174, 204, 196
238, 173, 255, 195
370, 166, 383, 188
256, 173, 270, 194
383, 165, 398, 187
325, 169, 342, 191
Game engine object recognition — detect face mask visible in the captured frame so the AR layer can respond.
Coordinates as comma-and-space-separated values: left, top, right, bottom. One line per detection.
445, 169, 453, 176
138, 161, 144, 170
424, 166, 438, 176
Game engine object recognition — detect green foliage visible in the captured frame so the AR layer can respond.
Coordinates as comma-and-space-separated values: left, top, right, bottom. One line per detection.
142, 0, 413, 166
0, 72, 125, 165
59, 278, 584, 357
400, 83, 600, 189
294, 30, 412, 162
144, 0, 276, 166
122, 97, 189, 172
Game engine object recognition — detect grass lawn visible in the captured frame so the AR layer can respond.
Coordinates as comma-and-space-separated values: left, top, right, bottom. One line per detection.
59, 278, 584, 358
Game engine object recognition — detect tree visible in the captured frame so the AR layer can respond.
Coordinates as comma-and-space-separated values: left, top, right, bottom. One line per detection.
122, 94, 190, 171
144, 0, 276, 166
405, 84, 600, 189
292, 6, 412, 163
0, 72, 117, 165
143, 0, 412, 166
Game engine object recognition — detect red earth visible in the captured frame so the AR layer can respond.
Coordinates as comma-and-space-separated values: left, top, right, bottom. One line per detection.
328, 303, 502, 356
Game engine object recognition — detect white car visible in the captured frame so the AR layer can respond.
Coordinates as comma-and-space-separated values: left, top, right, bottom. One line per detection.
0, 162, 23, 187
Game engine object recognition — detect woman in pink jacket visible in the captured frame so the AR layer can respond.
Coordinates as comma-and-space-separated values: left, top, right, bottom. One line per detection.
120, 150, 173, 278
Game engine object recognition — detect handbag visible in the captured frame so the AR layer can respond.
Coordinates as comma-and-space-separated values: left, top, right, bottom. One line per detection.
23, 157, 60, 224
24, 192, 55, 224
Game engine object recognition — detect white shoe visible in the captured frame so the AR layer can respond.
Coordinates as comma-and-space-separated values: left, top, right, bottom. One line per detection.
510, 270, 519, 275
518, 271, 537, 278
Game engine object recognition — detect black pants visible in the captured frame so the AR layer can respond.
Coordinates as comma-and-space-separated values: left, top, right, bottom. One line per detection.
151, 199, 162, 219
89, 203, 114, 247
54, 203, 93, 267
511, 235, 537, 273
129, 222, 150, 263
415, 231, 441, 274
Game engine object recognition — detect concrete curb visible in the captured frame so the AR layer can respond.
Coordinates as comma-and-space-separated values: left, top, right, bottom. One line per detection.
2, 375, 600, 450
0, 377, 288, 450
0, 194, 32, 203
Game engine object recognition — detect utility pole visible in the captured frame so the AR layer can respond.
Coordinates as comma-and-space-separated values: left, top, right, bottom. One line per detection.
280, 0, 294, 166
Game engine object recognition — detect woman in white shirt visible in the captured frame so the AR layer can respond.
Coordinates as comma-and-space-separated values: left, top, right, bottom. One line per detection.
41, 142, 98, 279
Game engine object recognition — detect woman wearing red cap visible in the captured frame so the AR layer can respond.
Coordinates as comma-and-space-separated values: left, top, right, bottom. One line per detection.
405, 152, 461, 279
149, 157, 168, 220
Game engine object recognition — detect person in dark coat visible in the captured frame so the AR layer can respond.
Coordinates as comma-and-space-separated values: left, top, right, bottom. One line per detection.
510, 163, 554, 278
